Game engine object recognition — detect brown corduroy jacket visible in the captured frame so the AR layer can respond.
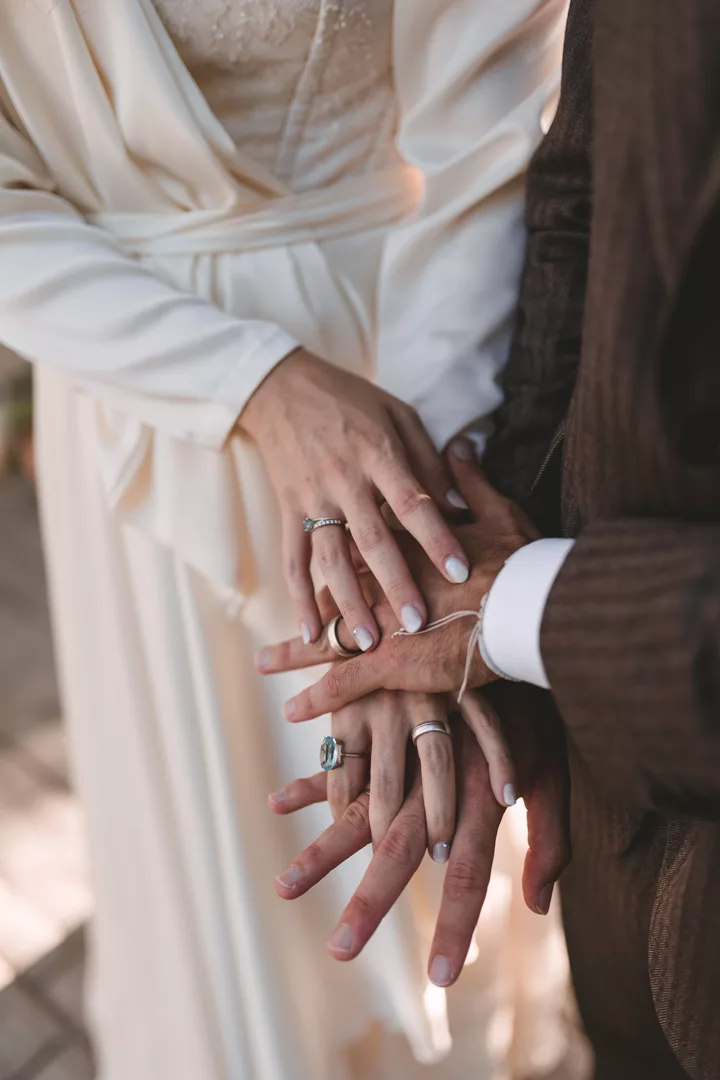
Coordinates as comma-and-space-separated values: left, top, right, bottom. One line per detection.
483, 1, 720, 1077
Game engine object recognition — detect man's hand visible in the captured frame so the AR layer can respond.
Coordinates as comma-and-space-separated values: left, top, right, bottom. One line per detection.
269, 697, 569, 986
256, 444, 539, 721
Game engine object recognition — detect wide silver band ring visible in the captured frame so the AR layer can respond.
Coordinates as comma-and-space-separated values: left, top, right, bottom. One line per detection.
304, 516, 346, 534
320, 736, 367, 771
411, 720, 452, 746
327, 615, 361, 659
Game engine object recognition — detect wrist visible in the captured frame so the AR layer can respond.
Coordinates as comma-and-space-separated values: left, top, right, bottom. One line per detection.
237, 346, 306, 439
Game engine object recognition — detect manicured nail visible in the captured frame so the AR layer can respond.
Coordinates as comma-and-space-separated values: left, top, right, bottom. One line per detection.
429, 955, 453, 987
449, 440, 474, 461
432, 842, 451, 864
328, 923, 354, 954
269, 788, 288, 806
401, 604, 423, 634
283, 699, 297, 720
535, 883, 554, 915
446, 488, 469, 510
276, 865, 303, 890
255, 649, 271, 671
301, 623, 312, 645
503, 783, 517, 807
445, 556, 469, 584
352, 626, 374, 652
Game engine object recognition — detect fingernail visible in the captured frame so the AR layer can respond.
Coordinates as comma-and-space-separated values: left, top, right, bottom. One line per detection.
269, 788, 288, 806
445, 556, 469, 584
535, 883, 554, 915
432, 842, 451, 864
255, 649, 271, 671
503, 783, 517, 807
449, 440, 474, 461
352, 626, 374, 652
429, 955, 453, 987
328, 923, 354, 955
283, 699, 297, 720
301, 623, 312, 645
276, 865, 303, 890
446, 488, 469, 510
401, 604, 423, 634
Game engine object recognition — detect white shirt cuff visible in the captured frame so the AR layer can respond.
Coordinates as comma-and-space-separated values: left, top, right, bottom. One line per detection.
480, 538, 575, 690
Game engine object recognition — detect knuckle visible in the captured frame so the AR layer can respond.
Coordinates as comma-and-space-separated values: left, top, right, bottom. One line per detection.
353, 521, 385, 553
445, 858, 486, 901
302, 841, 325, 871
348, 890, 378, 926
422, 738, 453, 777
379, 825, 417, 865
317, 542, 343, 573
343, 799, 370, 833
393, 486, 428, 520
373, 770, 403, 807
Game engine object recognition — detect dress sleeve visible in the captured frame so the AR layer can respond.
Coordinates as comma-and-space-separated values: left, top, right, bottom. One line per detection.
0, 105, 297, 449
378, 0, 568, 451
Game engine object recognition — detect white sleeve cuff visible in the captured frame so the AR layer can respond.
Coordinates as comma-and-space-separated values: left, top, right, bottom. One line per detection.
480, 538, 575, 690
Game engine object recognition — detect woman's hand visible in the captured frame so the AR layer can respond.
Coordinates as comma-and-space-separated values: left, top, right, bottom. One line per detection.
240, 350, 470, 650
323, 689, 516, 862
256, 448, 540, 719
269, 705, 569, 982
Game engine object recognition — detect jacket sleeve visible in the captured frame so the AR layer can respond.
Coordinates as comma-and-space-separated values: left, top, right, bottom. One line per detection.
482, 0, 593, 526
0, 104, 297, 450
542, 519, 720, 819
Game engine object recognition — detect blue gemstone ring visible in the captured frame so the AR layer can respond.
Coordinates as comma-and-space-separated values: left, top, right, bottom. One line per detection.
320, 736, 367, 771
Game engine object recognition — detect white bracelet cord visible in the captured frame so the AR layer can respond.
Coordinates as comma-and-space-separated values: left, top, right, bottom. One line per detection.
392, 594, 519, 703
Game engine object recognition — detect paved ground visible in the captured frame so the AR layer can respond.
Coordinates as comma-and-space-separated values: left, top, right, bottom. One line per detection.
0, 475, 94, 1079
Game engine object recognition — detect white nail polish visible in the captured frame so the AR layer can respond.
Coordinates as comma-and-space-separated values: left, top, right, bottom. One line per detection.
445, 556, 469, 584
429, 955, 453, 987
446, 488, 469, 510
352, 626, 374, 652
301, 623, 312, 645
432, 842, 451, 864
401, 604, 423, 634
503, 783, 517, 807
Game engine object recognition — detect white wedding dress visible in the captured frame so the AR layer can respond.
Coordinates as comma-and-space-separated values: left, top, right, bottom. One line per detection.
0, 1, 579, 1077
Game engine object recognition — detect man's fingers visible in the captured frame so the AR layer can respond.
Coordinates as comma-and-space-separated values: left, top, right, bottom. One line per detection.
390, 402, 467, 516
522, 752, 570, 916
326, 779, 427, 960
268, 772, 327, 814
459, 691, 518, 809
428, 727, 504, 987
328, 714, 370, 822
274, 794, 371, 899
368, 713, 407, 850
412, 695, 456, 862
282, 655, 382, 721
446, 440, 514, 525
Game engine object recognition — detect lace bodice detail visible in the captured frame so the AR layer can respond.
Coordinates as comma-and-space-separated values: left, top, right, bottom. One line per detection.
152, 0, 400, 191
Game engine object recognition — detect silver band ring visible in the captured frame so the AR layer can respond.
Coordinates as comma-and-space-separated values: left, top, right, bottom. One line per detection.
304, 516, 346, 534
327, 615, 361, 659
411, 720, 452, 746
320, 735, 368, 771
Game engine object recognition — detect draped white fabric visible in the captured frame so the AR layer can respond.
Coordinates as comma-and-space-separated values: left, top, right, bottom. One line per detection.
0, 2, 575, 1077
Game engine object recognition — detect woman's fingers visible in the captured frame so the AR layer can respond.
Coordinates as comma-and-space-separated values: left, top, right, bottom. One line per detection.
325, 777, 427, 961
373, 455, 470, 587
522, 750, 570, 916
411, 695, 456, 862
274, 793, 371, 900
311, 523, 378, 651
428, 727, 504, 987
391, 402, 468, 516
346, 499, 428, 635
268, 772, 327, 814
459, 690, 518, 809
328, 705, 370, 821
282, 514, 322, 643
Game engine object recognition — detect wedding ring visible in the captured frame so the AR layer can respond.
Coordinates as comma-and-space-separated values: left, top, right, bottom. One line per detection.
327, 615, 361, 659
320, 736, 368, 771
303, 516, 346, 534
411, 720, 452, 746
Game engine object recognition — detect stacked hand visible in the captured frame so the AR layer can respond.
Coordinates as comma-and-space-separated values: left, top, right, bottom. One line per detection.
256, 441, 568, 985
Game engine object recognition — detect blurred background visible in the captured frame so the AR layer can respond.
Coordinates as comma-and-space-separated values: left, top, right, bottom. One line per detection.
0, 348, 94, 1080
